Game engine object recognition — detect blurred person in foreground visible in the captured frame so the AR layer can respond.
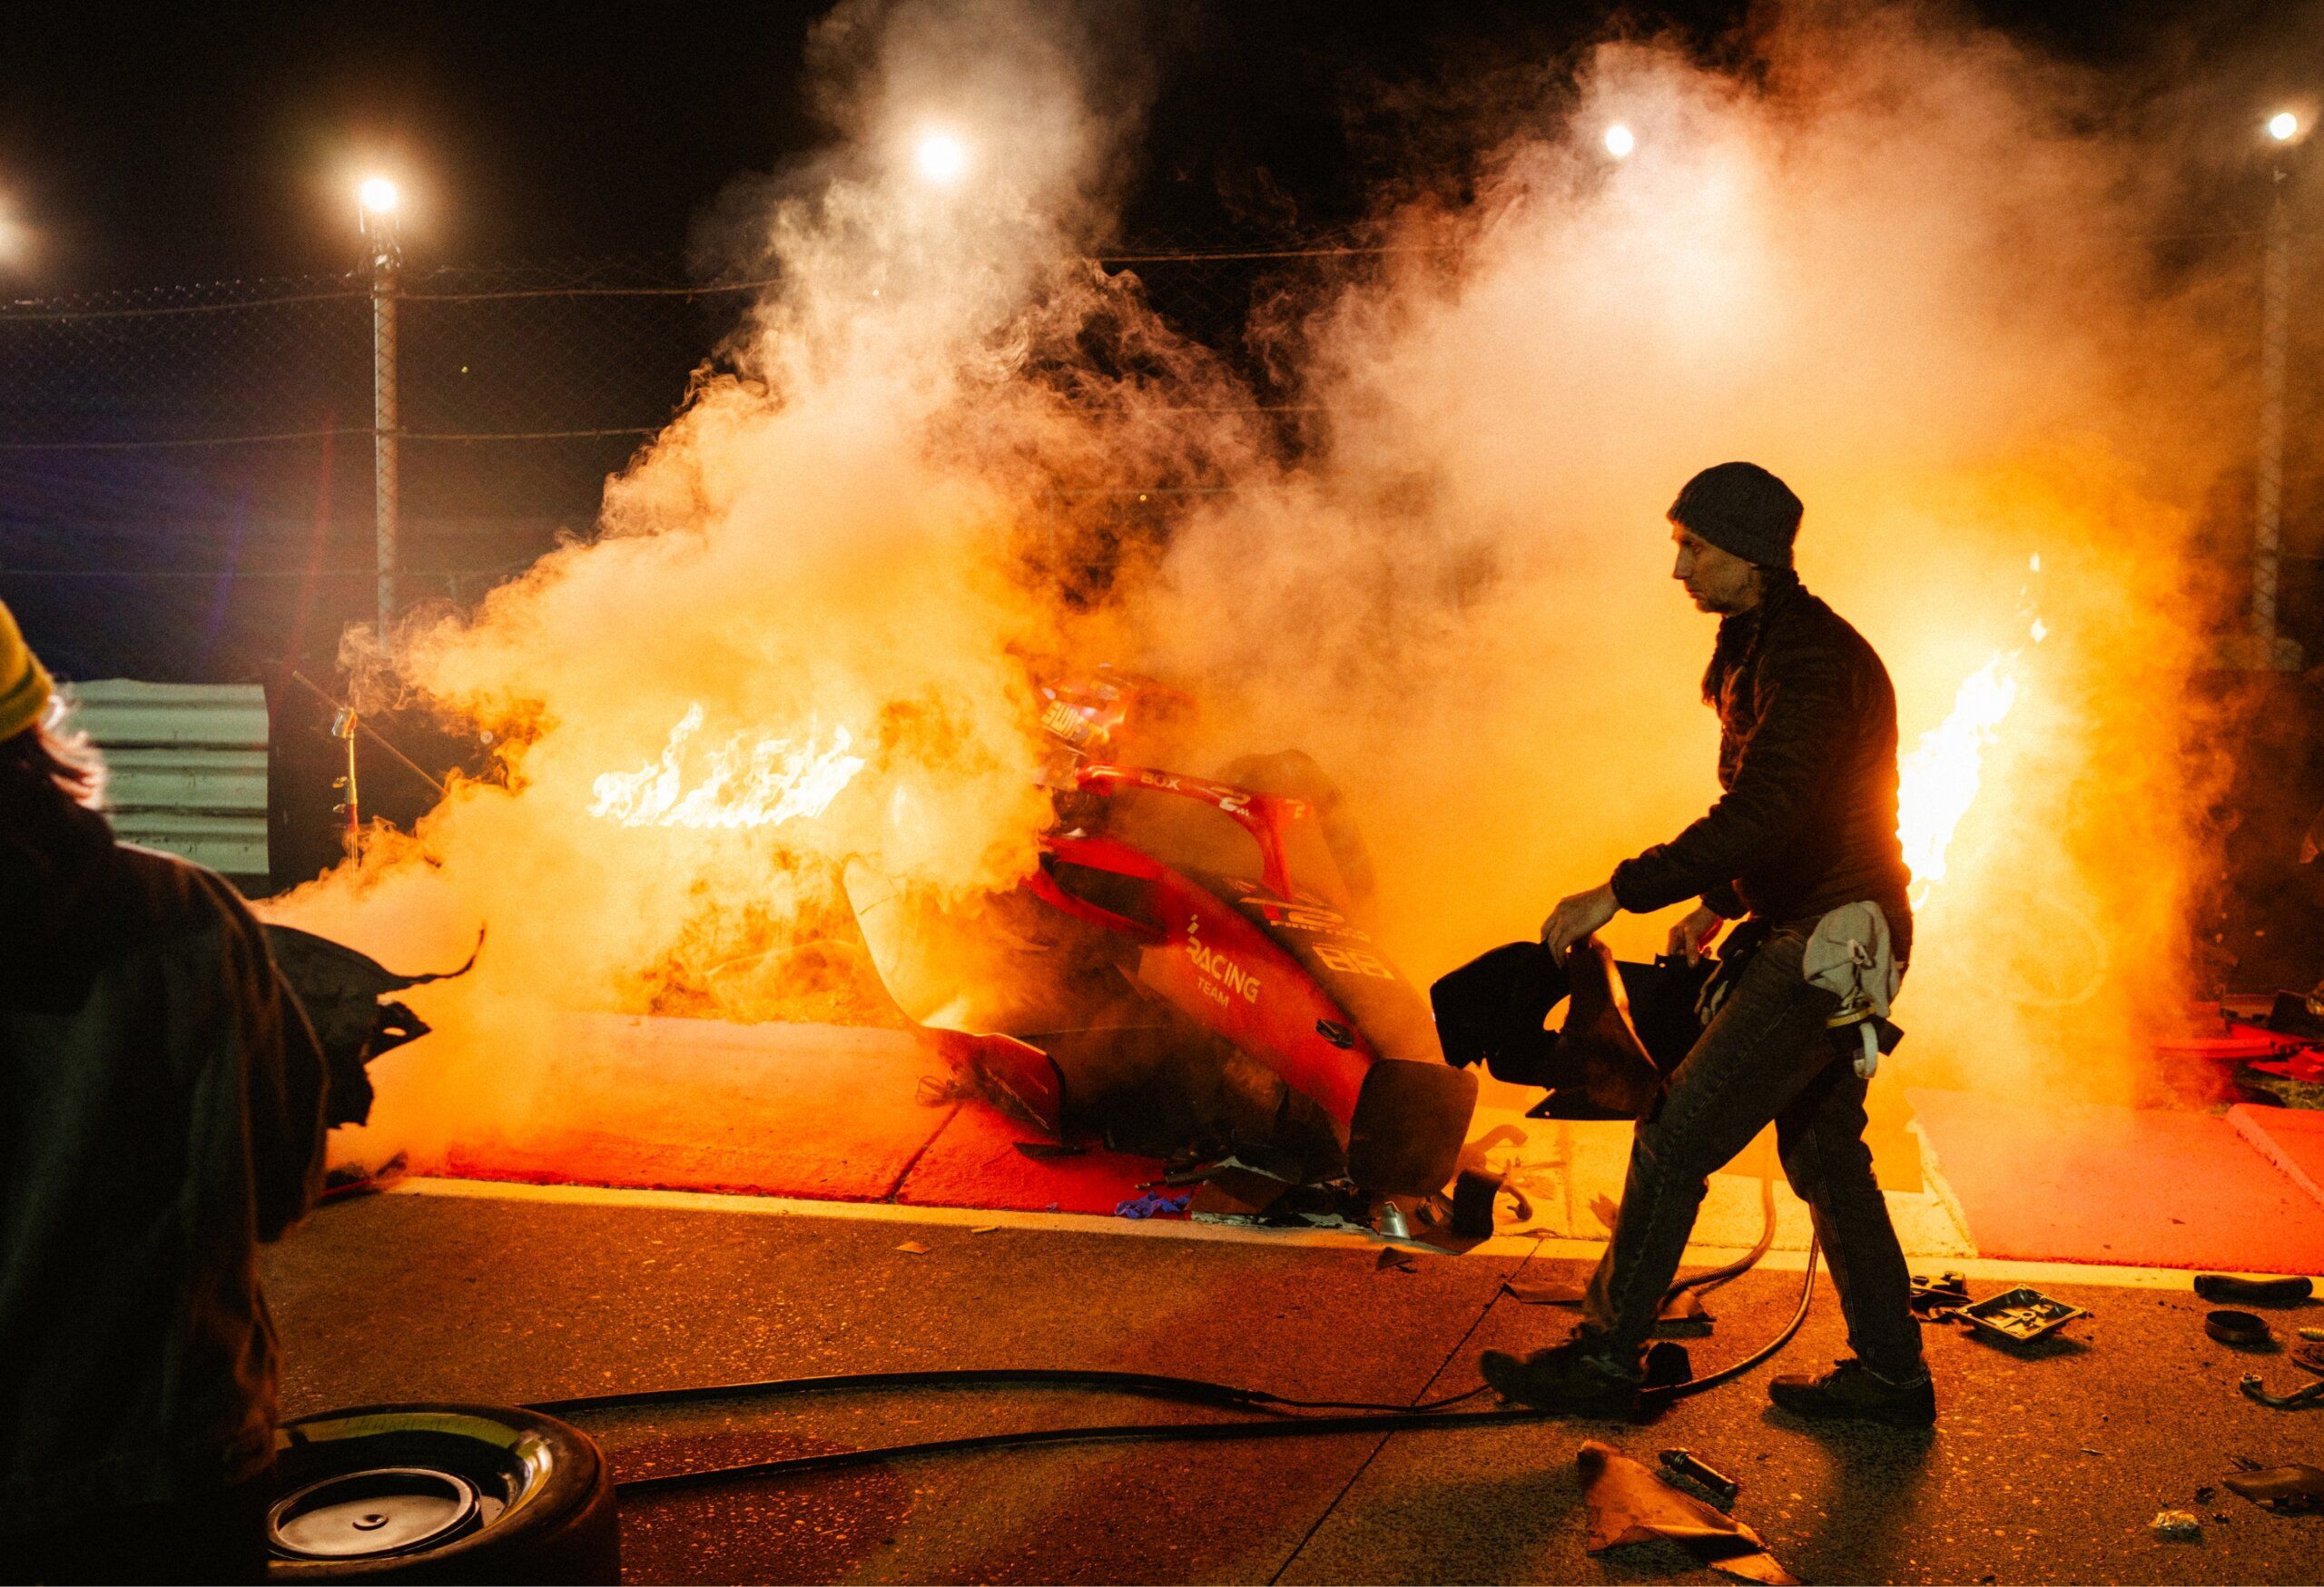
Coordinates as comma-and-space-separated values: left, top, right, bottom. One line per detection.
0, 599, 327, 1582
1481, 463, 1933, 1427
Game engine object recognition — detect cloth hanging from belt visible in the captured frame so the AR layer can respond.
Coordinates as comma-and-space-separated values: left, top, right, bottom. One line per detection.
1800, 901, 1904, 1078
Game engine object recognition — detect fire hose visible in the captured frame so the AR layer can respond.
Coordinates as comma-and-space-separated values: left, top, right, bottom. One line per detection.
529, 1167, 1817, 1495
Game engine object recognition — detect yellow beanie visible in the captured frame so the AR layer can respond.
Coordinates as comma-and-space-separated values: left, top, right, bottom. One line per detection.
0, 597, 55, 743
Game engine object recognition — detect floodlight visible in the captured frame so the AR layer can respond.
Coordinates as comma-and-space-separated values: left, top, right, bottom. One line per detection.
1604, 123, 1636, 159
914, 130, 970, 186
359, 176, 400, 214
2268, 111, 2300, 143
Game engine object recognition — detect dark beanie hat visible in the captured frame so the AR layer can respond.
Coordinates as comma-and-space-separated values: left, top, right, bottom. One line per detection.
1668, 462, 1802, 569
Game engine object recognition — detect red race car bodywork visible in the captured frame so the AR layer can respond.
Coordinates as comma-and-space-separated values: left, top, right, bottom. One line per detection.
1011, 764, 1477, 1198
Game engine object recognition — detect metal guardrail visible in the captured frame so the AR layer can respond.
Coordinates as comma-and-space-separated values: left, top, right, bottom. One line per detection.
63, 679, 269, 884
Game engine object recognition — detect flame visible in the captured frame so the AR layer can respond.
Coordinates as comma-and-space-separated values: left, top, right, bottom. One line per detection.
1897, 656, 2019, 908
589, 704, 867, 830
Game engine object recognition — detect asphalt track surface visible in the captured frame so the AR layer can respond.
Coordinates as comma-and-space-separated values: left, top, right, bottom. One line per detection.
262, 1184, 2324, 1584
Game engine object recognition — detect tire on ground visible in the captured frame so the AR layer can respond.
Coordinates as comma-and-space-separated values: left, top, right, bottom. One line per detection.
265, 1403, 617, 1583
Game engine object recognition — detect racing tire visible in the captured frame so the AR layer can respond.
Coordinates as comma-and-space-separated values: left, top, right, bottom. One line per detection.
264, 1404, 618, 1583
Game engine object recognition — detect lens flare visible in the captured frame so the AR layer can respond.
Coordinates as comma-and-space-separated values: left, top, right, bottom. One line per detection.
589, 705, 867, 830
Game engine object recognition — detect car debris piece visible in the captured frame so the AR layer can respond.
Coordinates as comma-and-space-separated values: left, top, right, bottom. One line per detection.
2293, 1344, 2324, 1376
1577, 1441, 1795, 1584
319, 1150, 409, 1205
1114, 1191, 1190, 1221
1654, 1289, 1716, 1338
1504, 1278, 1589, 1306
2221, 1463, 2324, 1513
895, 1241, 931, 1255
1658, 1448, 1741, 1508
1955, 1287, 2088, 1346
2194, 1274, 2315, 1306
1013, 1140, 1088, 1160
263, 924, 479, 1129
2207, 1309, 2274, 1346
1449, 1165, 1520, 1239
2149, 1509, 2201, 1541
1377, 1247, 1419, 1273
1908, 1271, 1971, 1315
2297, 1326, 2324, 1344
2239, 1371, 2324, 1409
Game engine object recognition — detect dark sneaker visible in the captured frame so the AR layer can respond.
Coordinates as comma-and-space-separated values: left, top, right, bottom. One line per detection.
1768, 1357, 1936, 1427
1479, 1339, 1642, 1415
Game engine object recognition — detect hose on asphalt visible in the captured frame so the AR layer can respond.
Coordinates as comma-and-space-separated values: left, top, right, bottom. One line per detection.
540, 1154, 1820, 1493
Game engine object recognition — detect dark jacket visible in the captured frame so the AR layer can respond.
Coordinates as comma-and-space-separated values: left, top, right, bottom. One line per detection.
1610, 578, 1914, 956
1, 793, 326, 1534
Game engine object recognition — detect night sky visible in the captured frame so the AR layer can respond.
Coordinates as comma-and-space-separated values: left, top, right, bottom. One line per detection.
0, 0, 2315, 696
4, 1, 2295, 290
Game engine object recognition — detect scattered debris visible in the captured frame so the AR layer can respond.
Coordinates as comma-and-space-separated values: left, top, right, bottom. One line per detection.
1013, 1140, 1088, 1160
1644, 1342, 1695, 1393
2293, 1344, 2324, 1376
1449, 1165, 1526, 1239
1908, 1271, 1971, 1315
2194, 1274, 2315, 1306
1658, 1448, 1741, 1508
1955, 1287, 2087, 1346
2193, 1485, 2215, 1503
319, 1149, 409, 1204
2207, 1309, 2275, 1347
1377, 1247, 1420, 1273
2149, 1509, 2201, 1541
1578, 1441, 1795, 1584
2297, 1326, 2324, 1344
2239, 1371, 2324, 1409
1114, 1191, 1190, 1221
969, 1225, 1000, 1235
1184, 1166, 1297, 1222
895, 1240, 931, 1255
1654, 1288, 1716, 1338
2222, 1462, 2324, 1513
1503, 1278, 1588, 1306
1590, 1193, 1622, 1233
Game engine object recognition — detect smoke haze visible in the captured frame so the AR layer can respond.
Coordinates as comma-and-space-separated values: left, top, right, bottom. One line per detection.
270, 0, 2286, 1165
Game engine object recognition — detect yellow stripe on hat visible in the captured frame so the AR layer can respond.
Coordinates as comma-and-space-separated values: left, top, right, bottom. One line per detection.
0, 598, 56, 743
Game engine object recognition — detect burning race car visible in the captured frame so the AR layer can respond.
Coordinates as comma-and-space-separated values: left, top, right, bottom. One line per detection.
843, 671, 1479, 1201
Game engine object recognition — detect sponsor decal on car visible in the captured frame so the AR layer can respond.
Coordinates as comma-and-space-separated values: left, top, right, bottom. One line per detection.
1185, 914, 1262, 1005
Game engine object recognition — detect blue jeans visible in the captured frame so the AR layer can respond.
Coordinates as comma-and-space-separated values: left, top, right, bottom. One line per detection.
1581, 924, 1925, 1381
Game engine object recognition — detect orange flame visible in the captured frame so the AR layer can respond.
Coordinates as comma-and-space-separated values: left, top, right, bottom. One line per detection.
589, 704, 867, 830
1897, 655, 2019, 908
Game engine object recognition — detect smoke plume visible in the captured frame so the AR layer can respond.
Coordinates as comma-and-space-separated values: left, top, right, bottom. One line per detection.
271, 0, 2276, 1167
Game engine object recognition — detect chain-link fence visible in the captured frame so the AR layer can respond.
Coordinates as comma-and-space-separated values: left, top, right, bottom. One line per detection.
3, 226, 2313, 685
0, 245, 1315, 686
0, 261, 776, 683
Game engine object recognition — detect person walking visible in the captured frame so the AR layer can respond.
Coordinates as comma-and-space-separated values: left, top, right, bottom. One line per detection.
1481, 462, 1933, 1427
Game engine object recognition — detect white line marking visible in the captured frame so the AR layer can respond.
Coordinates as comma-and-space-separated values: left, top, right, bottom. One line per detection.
387, 1177, 2239, 1288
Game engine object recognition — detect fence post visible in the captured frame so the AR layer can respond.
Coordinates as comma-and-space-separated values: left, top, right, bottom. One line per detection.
362, 198, 402, 645
2254, 164, 2290, 664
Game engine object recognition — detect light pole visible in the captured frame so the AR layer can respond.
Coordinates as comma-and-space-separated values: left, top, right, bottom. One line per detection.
359, 176, 401, 646
912, 129, 971, 187
2254, 113, 2303, 669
